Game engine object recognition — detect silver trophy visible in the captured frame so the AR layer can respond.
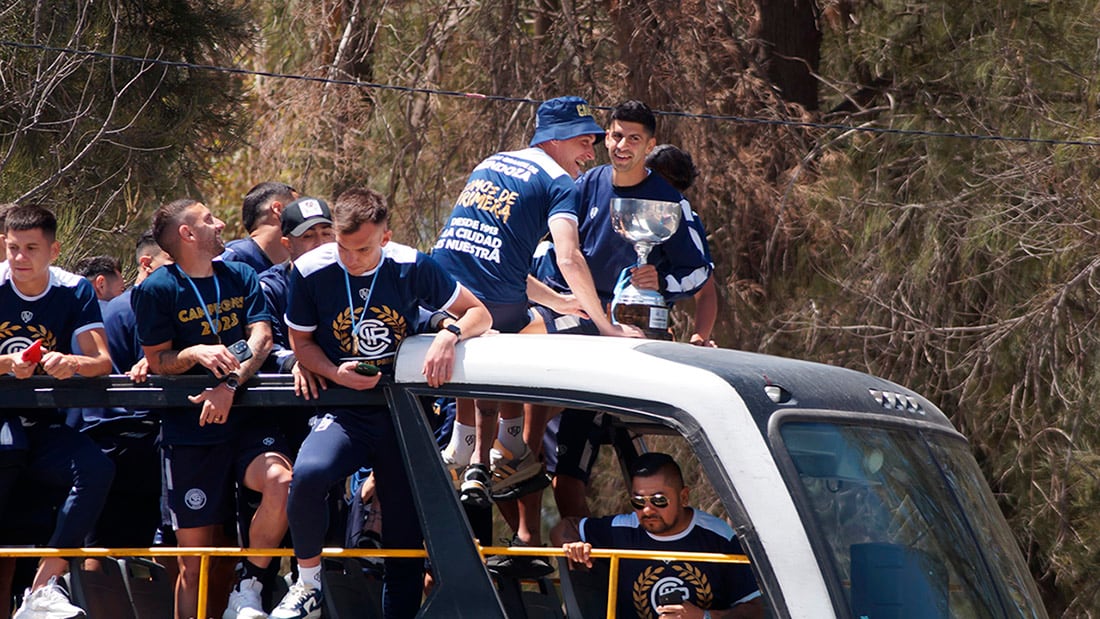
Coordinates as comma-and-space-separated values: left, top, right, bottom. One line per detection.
609, 198, 682, 338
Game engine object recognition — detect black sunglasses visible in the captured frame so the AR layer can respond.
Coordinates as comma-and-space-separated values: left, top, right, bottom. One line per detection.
629, 493, 670, 510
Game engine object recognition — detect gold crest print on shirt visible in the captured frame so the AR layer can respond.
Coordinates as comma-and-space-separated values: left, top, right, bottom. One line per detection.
0, 322, 57, 357
332, 305, 407, 356
632, 563, 713, 619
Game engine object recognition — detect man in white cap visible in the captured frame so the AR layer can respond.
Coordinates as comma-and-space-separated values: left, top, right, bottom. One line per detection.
258, 196, 335, 376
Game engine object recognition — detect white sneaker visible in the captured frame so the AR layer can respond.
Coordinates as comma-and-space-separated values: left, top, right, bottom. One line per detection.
13, 576, 86, 619
223, 576, 268, 619
270, 580, 323, 619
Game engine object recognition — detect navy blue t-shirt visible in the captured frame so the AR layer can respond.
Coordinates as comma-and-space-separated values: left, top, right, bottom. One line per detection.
0, 265, 103, 424
258, 262, 294, 373
431, 147, 580, 304
580, 509, 760, 618
131, 260, 271, 445
0, 266, 102, 358
220, 237, 274, 274
104, 288, 140, 373
538, 165, 712, 305
285, 241, 460, 373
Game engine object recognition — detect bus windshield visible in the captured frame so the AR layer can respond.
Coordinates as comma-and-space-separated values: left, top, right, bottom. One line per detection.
778, 421, 1046, 618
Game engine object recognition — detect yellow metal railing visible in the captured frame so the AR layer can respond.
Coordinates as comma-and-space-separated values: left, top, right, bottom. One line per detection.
0, 545, 749, 619
483, 545, 750, 619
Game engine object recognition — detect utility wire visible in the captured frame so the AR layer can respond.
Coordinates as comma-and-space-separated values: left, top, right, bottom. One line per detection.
4, 39, 1100, 148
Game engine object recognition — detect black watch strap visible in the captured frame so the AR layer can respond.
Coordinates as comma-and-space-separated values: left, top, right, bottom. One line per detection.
444, 323, 462, 339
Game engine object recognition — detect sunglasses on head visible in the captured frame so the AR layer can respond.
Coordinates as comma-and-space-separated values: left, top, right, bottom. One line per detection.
629, 493, 670, 510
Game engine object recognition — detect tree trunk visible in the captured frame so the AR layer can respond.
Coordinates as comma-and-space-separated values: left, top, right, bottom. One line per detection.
750, 0, 821, 110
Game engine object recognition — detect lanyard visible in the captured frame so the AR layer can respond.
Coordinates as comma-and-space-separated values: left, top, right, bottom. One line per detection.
178, 265, 221, 341
343, 262, 380, 356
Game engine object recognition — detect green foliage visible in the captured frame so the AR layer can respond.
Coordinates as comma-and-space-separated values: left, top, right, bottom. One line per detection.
0, 0, 251, 268
9, 0, 1100, 613
796, 0, 1100, 613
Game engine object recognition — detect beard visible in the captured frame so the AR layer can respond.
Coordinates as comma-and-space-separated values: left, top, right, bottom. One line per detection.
639, 515, 675, 535
201, 234, 224, 256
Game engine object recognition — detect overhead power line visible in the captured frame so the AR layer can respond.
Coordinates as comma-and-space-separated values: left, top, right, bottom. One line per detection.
4, 40, 1100, 148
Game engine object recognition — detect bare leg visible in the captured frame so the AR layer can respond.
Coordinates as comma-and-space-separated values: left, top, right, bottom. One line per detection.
519, 312, 547, 334
523, 404, 559, 459
28, 557, 67, 591
471, 399, 501, 466
553, 475, 591, 519
174, 525, 218, 619
497, 490, 544, 546
515, 492, 543, 545
241, 451, 292, 570
509, 404, 560, 544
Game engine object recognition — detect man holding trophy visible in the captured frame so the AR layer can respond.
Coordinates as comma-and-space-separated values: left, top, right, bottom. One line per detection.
528, 100, 713, 337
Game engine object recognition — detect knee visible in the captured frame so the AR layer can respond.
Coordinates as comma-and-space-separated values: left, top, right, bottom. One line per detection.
288, 460, 327, 491
266, 461, 293, 493
287, 462, 334, 509
177, 557, 202, 585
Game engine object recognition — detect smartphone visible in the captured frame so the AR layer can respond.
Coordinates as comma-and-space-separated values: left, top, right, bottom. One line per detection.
355, 361, 380, 376
228, 339, 253, 363
656, 590, 686, 607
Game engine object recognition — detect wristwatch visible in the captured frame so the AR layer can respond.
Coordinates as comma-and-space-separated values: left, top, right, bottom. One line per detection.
221, 372, 240, 392
444, 323, 462, 339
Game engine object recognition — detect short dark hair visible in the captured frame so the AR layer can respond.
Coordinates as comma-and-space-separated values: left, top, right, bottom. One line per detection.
4, 205, 58, 241
333, 187, 389, 235
646, 144, 699, 193
74, 255, 122, 279
610, 100, 657, 136
135, 229, 161, 261
0, 203, 16, 232
242, 181, 297, 232
152, 198, 201, 258
629, 452, 684, 487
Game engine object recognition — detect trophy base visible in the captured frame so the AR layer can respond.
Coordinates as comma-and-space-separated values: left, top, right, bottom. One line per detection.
612, 302, 673, 341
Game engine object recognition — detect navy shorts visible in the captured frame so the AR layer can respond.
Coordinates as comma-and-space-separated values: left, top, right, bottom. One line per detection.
531, 305, 600, 335
542, 410, 611, 484
483, 299, 534, 333
163, 424, 289, 530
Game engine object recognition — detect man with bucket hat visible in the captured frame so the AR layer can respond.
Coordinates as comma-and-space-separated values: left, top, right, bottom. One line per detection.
432, 96, 639, 518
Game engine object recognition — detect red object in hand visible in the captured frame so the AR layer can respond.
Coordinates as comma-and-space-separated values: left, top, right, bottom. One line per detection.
21, 340, 43, 364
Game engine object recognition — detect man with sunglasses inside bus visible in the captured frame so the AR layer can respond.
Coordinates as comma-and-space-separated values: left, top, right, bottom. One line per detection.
552, 452, 763, 619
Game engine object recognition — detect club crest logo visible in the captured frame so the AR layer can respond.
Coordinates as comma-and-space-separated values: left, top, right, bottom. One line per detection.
20, 311, 32, 323
359, 287, 370, 301
0, 336, 35, 357
184, 488, 207, 511
262, 436, 275, 446
333, 305, 407, 357
633, 563, 713, 619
